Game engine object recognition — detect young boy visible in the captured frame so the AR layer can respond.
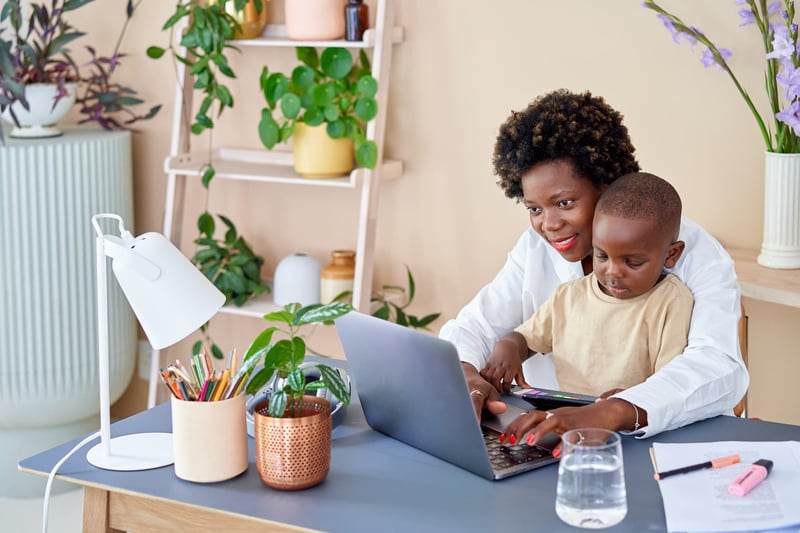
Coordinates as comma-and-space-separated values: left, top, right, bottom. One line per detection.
483, 172, 694, 398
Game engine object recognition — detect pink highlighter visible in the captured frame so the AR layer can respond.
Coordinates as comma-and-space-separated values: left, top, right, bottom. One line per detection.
728, 459, 773, 496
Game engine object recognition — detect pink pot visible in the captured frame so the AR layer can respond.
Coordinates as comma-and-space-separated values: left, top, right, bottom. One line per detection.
285, 0, 346, 40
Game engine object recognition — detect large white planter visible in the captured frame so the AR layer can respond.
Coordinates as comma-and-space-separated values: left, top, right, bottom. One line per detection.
757, 152, 800, 269
0, 129, 136, 497
0, 82, 77, 138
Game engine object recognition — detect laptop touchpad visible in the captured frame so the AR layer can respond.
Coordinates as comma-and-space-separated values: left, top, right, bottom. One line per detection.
481, 405, 562, 451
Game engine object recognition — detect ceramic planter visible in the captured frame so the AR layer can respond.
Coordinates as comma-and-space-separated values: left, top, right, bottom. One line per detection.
228, 0, 269, 39
285, 0, 346, 40
1, 82, 77, 138
293, 122, 354, 178
757, 151, 800, 269
253, 395, 332, 490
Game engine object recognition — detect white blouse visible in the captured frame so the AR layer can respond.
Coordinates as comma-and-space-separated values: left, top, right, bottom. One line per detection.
439, 217, 749, 437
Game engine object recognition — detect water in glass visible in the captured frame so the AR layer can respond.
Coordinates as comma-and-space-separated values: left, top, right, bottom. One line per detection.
555, 428, 627, 529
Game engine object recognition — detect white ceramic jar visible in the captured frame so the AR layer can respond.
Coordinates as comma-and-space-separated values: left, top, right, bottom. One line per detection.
272, 253, 322, 306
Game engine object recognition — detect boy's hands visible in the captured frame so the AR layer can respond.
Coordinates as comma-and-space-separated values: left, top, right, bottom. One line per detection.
481, 332, 531, 393
462, 363, 506, 422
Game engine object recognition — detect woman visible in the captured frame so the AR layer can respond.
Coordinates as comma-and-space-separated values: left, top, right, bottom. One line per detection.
439, 89, 748, 442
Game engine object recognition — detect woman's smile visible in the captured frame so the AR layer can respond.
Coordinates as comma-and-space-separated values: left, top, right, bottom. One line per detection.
548, 234, 579, 252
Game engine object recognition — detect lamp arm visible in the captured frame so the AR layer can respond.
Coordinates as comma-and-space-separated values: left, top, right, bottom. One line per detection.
96, 235, 112, 457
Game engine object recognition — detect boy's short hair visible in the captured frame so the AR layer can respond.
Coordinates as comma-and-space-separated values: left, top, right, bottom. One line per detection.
595, 172, 682, 240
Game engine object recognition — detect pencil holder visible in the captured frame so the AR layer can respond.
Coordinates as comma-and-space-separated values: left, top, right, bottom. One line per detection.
170, 393, 248, 483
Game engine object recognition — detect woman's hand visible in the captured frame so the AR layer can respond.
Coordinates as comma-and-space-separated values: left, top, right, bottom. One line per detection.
462, 362, 507, 422
480, 333, 531, 393
499, 399, 638, 452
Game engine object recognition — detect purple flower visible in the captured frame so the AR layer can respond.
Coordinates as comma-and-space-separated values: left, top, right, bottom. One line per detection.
738, 7, 756, 25
657, 14, 682, 43
702, 47, 733, 70
777, 65, 800, 99
776, 101, 800, 135
767, 24, 795, 60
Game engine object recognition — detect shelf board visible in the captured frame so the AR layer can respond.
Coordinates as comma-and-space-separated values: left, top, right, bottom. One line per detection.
234, 25, 405, 48
164, 147, 403, 188
727, 247, 800, 308
218, 293, 280, 319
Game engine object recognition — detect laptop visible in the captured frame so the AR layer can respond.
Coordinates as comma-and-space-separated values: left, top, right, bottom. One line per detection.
335, 311, 561, 480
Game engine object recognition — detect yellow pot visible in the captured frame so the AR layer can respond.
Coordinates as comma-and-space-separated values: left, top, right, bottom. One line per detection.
228, 0, 269, 40
293, 122, 354, 178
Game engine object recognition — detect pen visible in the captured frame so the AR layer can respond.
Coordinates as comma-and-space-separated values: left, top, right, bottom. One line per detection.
654, 453, 740, 480
728, 459, 773, 496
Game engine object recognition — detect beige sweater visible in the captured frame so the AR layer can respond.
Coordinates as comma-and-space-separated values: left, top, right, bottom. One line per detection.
514, 273, 694, 396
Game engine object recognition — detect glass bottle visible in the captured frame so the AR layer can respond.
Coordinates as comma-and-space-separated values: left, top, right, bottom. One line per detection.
320, 250, 356, 303
345, 0, 369, 42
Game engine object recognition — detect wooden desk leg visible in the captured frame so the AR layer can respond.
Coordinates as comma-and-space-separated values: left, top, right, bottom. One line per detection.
84, 486, 124, 533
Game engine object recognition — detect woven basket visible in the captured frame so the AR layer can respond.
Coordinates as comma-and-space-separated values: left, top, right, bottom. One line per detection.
253, 395, 332, 490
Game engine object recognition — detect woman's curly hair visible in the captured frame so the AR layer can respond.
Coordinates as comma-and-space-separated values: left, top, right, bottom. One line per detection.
493, 89, 640, 199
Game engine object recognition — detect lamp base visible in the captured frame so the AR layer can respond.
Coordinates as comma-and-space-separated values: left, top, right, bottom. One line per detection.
86, 432, 173, 471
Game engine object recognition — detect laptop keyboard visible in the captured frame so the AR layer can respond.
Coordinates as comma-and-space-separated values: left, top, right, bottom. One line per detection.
482, 427, 552, 470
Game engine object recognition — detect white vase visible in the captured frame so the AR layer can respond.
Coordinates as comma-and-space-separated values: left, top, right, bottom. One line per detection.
757, 151, 800, 269
0, 82, 77, 138
272, 253, 322, 306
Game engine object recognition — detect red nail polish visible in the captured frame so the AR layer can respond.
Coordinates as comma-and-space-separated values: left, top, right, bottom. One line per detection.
526, 434, 535, 445
509, 434, 517, 445
553, 447, 561, 458
499, 433, 506, 443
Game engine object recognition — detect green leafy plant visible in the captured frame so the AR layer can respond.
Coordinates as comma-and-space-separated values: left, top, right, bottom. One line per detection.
370, 265, 440, 330
0, 0, 159, 142
192, 212, 270, 306
258, 46, 379, 169
148, 1, 269, 326
241, 302, 353, 418
335, 265, 440, 330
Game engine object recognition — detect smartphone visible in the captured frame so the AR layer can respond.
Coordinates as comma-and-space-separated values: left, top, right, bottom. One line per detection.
511, 387, 597, 410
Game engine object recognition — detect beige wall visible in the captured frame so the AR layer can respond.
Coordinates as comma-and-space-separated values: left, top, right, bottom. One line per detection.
69, 1, 799, 424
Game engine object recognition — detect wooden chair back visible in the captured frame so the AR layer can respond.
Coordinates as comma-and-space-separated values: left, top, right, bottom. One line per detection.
733, 303, 748, 418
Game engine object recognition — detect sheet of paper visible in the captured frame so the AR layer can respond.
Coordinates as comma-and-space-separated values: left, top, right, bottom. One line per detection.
652, 440, 800, 533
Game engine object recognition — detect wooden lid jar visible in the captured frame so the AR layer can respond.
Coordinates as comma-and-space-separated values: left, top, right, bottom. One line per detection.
320, 250, 355, 303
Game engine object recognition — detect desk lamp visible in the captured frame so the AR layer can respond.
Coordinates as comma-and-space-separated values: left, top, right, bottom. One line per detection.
86, 214, 225, 471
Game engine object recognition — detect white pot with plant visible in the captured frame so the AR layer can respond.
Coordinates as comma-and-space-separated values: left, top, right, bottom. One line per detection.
0, 0, 159, 142
644, 0, 800, 269
258, 46, 379, 178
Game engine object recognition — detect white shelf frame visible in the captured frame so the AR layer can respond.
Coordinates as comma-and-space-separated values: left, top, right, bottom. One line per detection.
150, 0, 402, 407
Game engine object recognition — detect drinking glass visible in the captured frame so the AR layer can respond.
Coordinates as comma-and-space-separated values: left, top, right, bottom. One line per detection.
555, 428, 627, 529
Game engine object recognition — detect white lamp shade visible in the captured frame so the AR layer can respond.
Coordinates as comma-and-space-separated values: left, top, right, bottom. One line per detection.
111, 231, 225, 350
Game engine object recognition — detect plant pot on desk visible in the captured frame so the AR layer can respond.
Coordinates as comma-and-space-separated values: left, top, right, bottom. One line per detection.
253, 395, 332, 490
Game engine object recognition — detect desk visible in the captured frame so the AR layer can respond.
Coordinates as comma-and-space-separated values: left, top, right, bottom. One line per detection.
728, 247, 800, 308
19, 402, 800, 532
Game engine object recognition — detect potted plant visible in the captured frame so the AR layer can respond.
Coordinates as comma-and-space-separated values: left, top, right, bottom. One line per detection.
147, 1, 270, 323
334, 264, 441, 330
239, 301, 352, 490
0, 0, 159, 141
258, 46, 379, 177
190, 212, 271, 360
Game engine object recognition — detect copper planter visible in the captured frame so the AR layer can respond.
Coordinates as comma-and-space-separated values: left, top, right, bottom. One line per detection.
253, 395, 332, 490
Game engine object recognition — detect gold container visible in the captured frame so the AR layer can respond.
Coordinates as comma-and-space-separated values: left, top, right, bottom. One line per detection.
228, 0, 269, 40
253, 395, 332, 490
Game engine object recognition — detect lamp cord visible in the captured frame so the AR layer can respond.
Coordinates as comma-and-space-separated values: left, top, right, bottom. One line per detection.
41, 431, 100, 533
